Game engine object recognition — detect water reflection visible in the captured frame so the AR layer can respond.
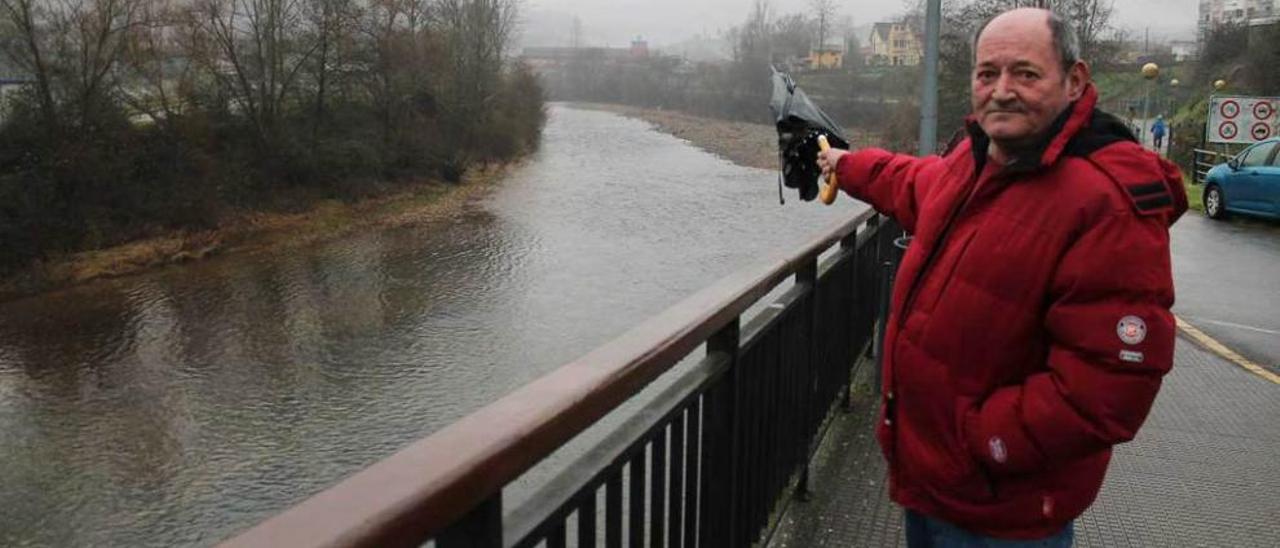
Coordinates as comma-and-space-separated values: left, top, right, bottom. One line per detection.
0, 105, 859, 546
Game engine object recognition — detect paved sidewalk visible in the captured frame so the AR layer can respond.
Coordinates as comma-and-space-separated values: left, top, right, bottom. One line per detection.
769, 338, 1280, 547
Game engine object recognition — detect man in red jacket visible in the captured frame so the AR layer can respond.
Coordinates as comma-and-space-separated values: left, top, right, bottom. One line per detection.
817, 8, 1187, 547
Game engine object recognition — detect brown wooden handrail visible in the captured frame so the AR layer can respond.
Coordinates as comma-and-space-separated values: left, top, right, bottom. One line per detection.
220, 209, 878, 548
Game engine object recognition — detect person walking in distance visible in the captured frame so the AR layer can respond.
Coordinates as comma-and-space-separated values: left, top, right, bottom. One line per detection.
817, 8, 1187, 547
1152, 115, 1167, 152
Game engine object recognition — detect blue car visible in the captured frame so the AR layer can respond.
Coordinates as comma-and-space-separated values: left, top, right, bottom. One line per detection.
1203, 138, 1280, 220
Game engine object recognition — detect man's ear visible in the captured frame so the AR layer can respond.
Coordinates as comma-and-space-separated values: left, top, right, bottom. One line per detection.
1066, 61, 1091, 100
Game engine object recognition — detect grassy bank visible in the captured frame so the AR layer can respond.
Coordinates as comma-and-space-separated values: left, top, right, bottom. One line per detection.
0, 164, 513, 303
1184, 171, 1205, 213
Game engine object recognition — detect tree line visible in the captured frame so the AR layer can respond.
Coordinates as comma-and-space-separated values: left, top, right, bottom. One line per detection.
0, 0, 545, 272
544, 1, 879, 127
541, 0, 1123, 152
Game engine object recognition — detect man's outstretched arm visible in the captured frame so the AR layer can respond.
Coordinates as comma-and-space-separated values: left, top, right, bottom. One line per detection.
819, 147, 942, 233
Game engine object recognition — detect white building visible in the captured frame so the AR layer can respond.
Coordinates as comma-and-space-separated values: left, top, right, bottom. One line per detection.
1171, 40, 1199, 61
1200, 0, 1280, 43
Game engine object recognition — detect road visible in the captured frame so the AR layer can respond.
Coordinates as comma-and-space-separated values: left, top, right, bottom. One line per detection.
1171, 210, 1280, 373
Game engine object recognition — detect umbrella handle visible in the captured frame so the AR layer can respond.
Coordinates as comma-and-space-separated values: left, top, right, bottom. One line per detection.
817, 135, 839, 205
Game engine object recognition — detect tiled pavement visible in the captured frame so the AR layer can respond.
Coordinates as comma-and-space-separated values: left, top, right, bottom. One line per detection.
769, 338, 1280, 547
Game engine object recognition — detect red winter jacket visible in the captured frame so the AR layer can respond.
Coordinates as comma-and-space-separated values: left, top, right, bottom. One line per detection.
834, 85, 1187, 539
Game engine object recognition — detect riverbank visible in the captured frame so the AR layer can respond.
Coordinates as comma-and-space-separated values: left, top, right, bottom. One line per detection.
576, 103, 882, 171
0, 163, 514, 303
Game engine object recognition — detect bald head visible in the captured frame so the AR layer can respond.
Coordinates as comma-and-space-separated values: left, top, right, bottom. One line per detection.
974, 8, 1080, 73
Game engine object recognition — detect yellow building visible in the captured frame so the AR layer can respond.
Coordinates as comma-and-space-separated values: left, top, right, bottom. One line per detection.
870, 19, 923, 66
808, 44, 845, 70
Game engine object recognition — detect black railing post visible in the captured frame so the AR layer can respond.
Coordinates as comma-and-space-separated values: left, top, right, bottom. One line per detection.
872, 217, 889, 395
875, 258, 892, 395
796, 257, 819, 501
438, 493, 503, 548
702, 318, 741, 548
840, 226, 859, 411
862, 215, 882, 365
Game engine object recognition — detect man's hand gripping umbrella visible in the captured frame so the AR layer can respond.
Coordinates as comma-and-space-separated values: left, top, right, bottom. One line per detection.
816, 135, 840, 204
769, 67, 849, 205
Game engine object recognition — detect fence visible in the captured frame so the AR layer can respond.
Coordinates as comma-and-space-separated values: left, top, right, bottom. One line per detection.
1192, 148, 1232, 185
222, 210, 898, 548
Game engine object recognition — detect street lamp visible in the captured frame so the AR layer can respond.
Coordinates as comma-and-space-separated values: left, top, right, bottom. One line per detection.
1214, 79, 1228, 92
1141, 63, 1160, 149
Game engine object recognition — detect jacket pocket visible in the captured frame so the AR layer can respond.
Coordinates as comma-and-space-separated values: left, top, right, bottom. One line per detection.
892, 347, 994, 505
954, 397, 998, 500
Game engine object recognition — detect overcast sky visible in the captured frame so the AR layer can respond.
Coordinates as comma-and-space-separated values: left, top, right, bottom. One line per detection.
524, 0, 1201, 48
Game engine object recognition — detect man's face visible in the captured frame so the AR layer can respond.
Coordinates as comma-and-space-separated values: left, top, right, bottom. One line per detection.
971, 13, 1084, 147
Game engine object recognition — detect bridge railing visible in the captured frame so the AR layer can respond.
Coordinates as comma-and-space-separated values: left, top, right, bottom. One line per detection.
222, 209, 897, 548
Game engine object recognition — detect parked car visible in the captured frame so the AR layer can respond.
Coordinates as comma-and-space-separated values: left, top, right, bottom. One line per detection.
1203, 138, 1280, 220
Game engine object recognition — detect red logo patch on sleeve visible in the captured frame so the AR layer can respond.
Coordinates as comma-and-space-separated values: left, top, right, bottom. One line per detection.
1117, 315, 1147, 345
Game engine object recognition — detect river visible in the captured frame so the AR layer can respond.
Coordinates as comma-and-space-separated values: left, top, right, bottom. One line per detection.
0, 105, 858, 546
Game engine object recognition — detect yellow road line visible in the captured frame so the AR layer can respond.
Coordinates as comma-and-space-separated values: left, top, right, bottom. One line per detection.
1175, 316, 1280, 385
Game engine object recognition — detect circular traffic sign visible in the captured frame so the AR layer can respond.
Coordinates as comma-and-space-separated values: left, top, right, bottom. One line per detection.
1254, 101, 1275, 120
1219, 121, 1239, 140
1220, 100, 1241, 119
1252, 122, 1272, 141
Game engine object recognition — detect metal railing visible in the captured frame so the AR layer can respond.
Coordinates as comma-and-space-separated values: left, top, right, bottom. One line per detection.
1192, 148, 1231, 185
222, 210, 898, 548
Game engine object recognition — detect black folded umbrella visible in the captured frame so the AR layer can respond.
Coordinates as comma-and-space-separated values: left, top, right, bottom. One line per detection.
769, 68, 850, 203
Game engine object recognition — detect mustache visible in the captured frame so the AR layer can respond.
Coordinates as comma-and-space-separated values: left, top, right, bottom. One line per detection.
986, 101, 1027, 114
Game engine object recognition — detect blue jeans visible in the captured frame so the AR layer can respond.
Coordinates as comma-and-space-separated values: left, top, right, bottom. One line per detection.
905, 510, 1073, 547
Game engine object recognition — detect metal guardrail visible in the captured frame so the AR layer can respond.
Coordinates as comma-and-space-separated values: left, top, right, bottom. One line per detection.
221, 210, 898, 548
1193, 148, 1230, 185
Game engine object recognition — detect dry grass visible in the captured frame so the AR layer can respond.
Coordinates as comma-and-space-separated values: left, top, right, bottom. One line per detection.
0, 163, 514, 302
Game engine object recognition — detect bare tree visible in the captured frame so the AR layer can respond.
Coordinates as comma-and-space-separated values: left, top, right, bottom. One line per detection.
809, 0, 836, 64
0, 0, 57, 126
435, 0, 519, 99
63, 0, 147, 126
429, 0, 521, 167
185, 0, 320, 142
120, 0, 190, 129
306, 0, 359, 126
773, 13, 814, 62
1, 0, 145, 129
356, 0, 429, 146
730, 0, 771, 64
1054, 0, 1114, 62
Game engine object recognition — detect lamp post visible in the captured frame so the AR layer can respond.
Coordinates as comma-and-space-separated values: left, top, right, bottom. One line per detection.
1142, 62, 1160, 150
918, 0, 941, 155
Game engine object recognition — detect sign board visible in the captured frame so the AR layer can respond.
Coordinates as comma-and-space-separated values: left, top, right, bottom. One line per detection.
1208, 95, 1280, 144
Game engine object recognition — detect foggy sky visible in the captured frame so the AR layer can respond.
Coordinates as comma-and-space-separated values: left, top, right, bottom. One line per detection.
524, 0, 1201, 48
